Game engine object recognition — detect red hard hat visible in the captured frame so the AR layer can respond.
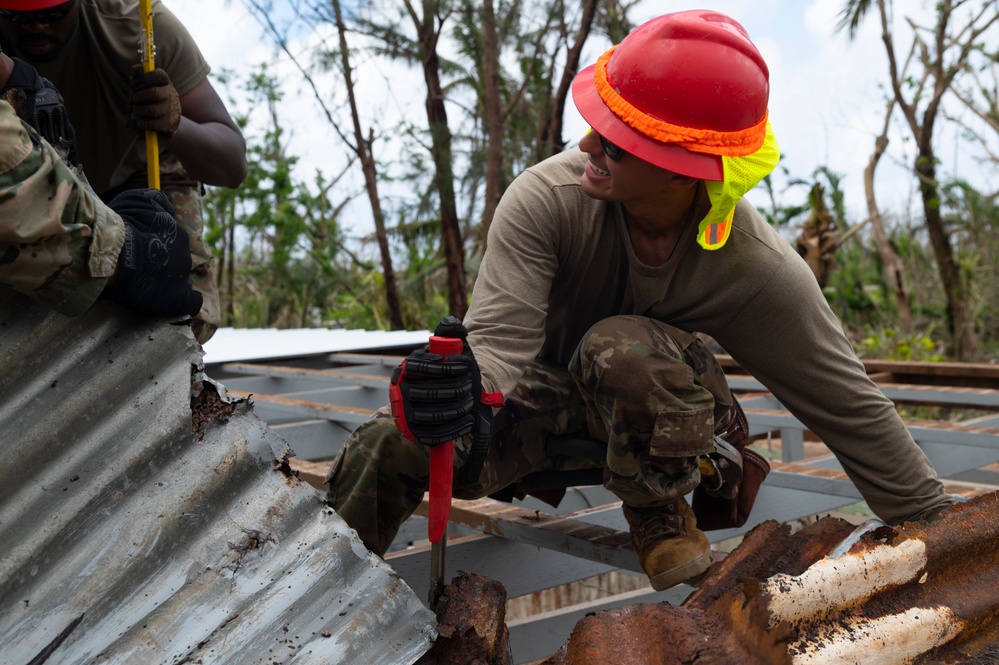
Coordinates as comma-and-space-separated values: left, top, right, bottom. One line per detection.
571, 10, 770, 181
0, 0, 67, 9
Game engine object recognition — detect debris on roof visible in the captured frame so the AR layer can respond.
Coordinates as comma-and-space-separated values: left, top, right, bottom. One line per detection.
415, 571, 513, 665
0, 292, 435, 665
542, 491, 999, 664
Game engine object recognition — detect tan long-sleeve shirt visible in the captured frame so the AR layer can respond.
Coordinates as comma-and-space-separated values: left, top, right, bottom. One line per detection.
465, 148, 949, 524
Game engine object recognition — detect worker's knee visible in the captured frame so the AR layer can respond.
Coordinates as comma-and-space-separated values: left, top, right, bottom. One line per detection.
325, 408, 432, 556
574, 316, 731, 399
572, 316, 691, 390
325, 407, 430, 499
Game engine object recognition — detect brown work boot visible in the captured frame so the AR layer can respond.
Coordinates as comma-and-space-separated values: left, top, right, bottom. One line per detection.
623, 497, 711, 590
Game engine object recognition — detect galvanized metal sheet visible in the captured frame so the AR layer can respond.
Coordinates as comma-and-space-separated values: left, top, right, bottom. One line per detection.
0, 292, 435, 665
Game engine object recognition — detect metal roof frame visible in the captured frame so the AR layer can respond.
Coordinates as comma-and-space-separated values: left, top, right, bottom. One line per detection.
206, 348, 999, 663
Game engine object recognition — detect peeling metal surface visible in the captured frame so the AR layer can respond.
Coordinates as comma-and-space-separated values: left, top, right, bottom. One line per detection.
781, 493, 999, 665
0, 292, 435, 665
544, 492, 999, 664
415, 572, 512, 665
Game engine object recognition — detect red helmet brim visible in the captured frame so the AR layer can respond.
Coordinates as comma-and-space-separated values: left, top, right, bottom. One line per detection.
571, 64, 724, 182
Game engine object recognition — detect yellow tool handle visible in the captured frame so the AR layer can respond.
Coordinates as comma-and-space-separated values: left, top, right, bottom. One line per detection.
139, 0, 159, 189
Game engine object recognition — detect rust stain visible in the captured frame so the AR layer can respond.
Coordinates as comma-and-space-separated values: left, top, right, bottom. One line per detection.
542, 491, 999, 664
273, 453, 302, 486
416, 572, 512, 665
191, 379, 239, 432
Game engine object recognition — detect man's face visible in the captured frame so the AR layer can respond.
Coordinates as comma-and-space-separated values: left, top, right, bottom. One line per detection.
0, 0, 80, 63
578, 129, 682, 205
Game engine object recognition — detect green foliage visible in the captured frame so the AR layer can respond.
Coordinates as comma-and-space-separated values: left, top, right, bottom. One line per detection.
822, 238, 889, 328
856, 327, 946, 362
204, 65, 472, 332
203, 68, 356, 329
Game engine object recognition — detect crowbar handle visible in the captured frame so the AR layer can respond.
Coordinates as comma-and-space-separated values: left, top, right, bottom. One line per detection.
138, 0, 160, 189
427, 335, 463, 606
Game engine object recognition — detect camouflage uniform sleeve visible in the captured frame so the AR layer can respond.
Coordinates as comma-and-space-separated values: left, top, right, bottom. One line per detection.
0, 100, 125, 316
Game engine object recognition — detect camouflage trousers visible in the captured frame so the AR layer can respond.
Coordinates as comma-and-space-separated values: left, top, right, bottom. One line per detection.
164, 185, 220, 344
326, 316, 734, 556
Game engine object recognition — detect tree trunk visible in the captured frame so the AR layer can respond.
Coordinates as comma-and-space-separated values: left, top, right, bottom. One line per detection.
479, 0, 502, 251
411, 0, 467, 318
333, 0, 405, 330
536, 0, 599, 161
917, 148, 979, 358
868, 0, 983, 359
864, 108, 912, 328
794, 184, 839, 289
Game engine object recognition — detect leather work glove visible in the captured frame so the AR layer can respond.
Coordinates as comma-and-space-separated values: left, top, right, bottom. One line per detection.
100, 189, 203, 318
390, 316, 504, 484
128, 65, 182, 139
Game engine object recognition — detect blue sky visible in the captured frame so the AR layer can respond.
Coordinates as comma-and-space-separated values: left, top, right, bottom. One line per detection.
166, 0, 992, 232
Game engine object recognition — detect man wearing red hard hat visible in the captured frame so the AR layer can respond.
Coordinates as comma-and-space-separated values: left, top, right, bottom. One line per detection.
0, 0, 247, 343
327, 11, 953, 591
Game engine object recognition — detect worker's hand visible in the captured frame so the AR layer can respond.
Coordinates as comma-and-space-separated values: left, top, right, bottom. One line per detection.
100, 189, 203, 318
390, 317, 503, 452
1, 68, 79, 165
33, 76, 79, 166
128, 65, 182, 139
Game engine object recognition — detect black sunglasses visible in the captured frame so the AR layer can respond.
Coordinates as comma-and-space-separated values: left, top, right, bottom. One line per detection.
0, 0, 76, 24
599, 135, 627, 162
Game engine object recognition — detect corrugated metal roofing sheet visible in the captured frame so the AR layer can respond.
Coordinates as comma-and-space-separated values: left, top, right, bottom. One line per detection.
0, 292, 435, 665
201, 327, 431, 365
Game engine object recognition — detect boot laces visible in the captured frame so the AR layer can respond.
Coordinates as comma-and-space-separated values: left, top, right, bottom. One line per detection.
629, 501, 684, 547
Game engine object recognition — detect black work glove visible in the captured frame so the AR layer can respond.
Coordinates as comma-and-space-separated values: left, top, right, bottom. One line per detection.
128, 65, 182, 139
1, 58, 78, 165
100, 189, 203, 318
389, 316, 503, 484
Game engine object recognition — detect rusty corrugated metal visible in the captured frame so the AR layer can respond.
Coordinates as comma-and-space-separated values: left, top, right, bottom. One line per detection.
415, 572, 512, 665
0, 292, 435, 664
544, 492, 999, 664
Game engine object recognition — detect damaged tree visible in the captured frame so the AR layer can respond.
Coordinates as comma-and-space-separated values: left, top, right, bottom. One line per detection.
838, 0, 999, 360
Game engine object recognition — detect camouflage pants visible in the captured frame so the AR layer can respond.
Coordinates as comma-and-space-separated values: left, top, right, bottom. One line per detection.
164, 185, 220, 344
326, 315, 734, 556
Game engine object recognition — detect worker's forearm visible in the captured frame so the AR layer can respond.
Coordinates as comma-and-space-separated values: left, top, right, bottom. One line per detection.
0, 104, 124, 315
164, 117, 247, 188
